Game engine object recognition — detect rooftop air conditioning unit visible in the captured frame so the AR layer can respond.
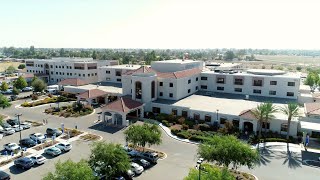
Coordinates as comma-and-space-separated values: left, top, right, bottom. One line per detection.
245, 95, 249, 100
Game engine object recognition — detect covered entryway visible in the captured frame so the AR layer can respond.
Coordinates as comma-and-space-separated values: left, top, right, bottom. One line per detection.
77, 89, 109, 106
101, 97, 144, 127
243, 122, 254, 133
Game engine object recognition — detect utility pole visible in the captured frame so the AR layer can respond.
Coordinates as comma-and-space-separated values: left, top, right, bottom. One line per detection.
15, 113, 22, 141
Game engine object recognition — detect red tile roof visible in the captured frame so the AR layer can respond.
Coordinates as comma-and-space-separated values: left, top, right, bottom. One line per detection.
58, 78, 88, 86
102, 97, 143, 113
305, 103, 320, 115
123, 66, 202, 79
22, 73, 34, 79
77, 89, 108, 99
239, 109, 257, 120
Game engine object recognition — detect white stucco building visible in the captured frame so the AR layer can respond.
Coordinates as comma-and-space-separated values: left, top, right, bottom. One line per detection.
26, 58, 118, 84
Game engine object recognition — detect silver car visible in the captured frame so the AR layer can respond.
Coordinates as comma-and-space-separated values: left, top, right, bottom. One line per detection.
0, 127, 15, 135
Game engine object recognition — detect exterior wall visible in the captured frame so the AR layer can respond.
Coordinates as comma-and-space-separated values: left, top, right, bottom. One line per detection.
98, 65, 140, 83
131, 74, 157, 103
156, 78, 178, 100
149, 102, 298, 136
176, 74, 200, 100
200, 72, 300, 99
122, 75, 132, 96
26, 59, 115, 84
151, 60, 204, 72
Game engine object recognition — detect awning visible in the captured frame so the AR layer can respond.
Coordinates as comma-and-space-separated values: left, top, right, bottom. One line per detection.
301, 121, 320, 132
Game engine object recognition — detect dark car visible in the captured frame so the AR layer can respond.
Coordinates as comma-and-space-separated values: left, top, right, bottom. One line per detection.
1, 123, 12, 129
0, 170, 10, 180
14, 157, 34, 170
46, 128, 62, 136
19, 138, 37, 147
6, 119, 19, 126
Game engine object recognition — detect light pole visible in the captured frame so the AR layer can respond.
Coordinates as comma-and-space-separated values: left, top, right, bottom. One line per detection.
198, 162, 202, 180
15, 113, 22, 141
216, 109, 219, 122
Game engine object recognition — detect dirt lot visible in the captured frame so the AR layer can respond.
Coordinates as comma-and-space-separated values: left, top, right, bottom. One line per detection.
0, 62, 22, 72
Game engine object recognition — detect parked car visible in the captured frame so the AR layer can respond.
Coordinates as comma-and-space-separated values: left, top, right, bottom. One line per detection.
14, 157, 34, 170
55, 142, 72, 152
197, 158, 204, 164
125, 170, 135, 179
133, 158, 150, 168
29, 133, 46, 143
44, 147, 62, 156
123, 146, 140, 157
0, 128, 15, 135
2, 89, 12, 94
0, 170, 10, 180
10, 95, 17, 101
19, 138, 37, 147
46, 128, 62, 137
130, 162, 144, 175
20, 122, 31, 129
1, 123, 12, 128
22, 87, 33, 92
30, 154, 46, 165
4, 143, 21, 152
138, 152, 159, 164
7, 119, 19, 126
12, 125, 23, 132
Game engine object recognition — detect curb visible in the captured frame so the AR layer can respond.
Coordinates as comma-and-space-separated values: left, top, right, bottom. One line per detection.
303, 160, 320, 168
158, 124, 199, 145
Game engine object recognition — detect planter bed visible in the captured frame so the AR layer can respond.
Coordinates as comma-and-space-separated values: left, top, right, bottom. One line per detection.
32, 140, 59, 151
0, 152, 31, 167
44, 103, 93, 118
25, 120, 43, 127
80, 134, 101, 141
60, 128, 84, 139
128, 144, 166, 159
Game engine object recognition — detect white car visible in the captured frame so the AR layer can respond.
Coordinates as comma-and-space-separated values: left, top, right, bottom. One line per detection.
20, 122, 32, 129
0, 127, 15, 135
12, 125, 24, 132
55, 142, 72, 152
30, 154, 46, 165
130, 162, 144, 175
197, 158, 204, 164
4, 143, 21, 152
22, 87, 33, 92
29, 133, 46, 143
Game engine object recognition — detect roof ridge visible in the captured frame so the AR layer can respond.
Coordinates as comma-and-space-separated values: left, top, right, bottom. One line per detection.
120, 97, 126, 112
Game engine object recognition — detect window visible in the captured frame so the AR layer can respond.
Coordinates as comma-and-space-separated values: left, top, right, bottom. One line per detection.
59, 72, 61, 75
281, 123, 288, 132
151, 81, 155, 98
201, 77, 207, 80
92, 73, 94, 76
115, 71, 122, 76
106, 71, 110, 74
188, 89, 191, 93
194, 113, 200, 120
50, 65, 53, 68
172, 109, 177, 116
220, 117, 227, 124
83, 74, 85, 77
67, 73, 69, 75
70, 73, 72, 76
270, 81, 277, 85
95, 73, 97, 76
79, 74, 81, 77
117, 79, 121, 82
195, 86, 198, 90
196, 77, 199, 81
234, 88, 242, 92
182, 110, 188, 118
201, 85, 207, 89
232, 118, 240, 128
56, 66, 58, 68
288, 82, 295, 86
152, 107, 161, 114
159, 82, 163, 86
262, 122, 270, 129
135, 81, 142, 99
88, 74, 90, 77
159, 92, 163, 96
169, 93, 173, 97
188, 79, 191, 84
59, 66, 61, 68
169, 83, 173, 87
269, 91, 276, 95
253, 89, 261, 94
253, 80, 263, 86
205, 115, 211, 122
62, 72, 64, 75
216, 77, 225, 84
217, 86, 224, 91
62, 66, 64, 69
287, 92, 294, 97
51, 72, 53, 75
106, 77, 111, 81
88, 66, 97, 70
234, 78, 243, 85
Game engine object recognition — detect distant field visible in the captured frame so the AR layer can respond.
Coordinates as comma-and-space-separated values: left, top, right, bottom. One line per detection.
0, 61, 22, 72
255, 55, 320, 65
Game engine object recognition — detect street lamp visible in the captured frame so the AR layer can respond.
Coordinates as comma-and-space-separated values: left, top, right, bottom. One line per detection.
216, 109, 219, 122
198, 161, 203, 180
15, 113, 22, 141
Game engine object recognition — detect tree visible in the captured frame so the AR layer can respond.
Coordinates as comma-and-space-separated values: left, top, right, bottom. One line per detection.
59, 48, 65, 57
12, 87, 19, 95
31, 78, 47, 92
296, 66, 302, 71
0, 94, 11, 109
262, 102, 277, 134
124, 123, 162, 149
0, 116, 4, 126
6, 65, 16, 74
198, 135, 258, 169
184, 164, 234, 180
18, 64, 26, 69
224, 51, 235, 60
304, 72, 319, 90
279, 103, 300, 141
92, 51, 97, 59
14, 76, 27, 90
88, 142, 130, 179
0, 82, 9, 91
252, 103, 266, 141
43, 160, 97, 180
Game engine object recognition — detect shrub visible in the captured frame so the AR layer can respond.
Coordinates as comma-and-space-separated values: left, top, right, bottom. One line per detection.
177, 117, 185, 125
189, 135, 213, 142
176, 132, 190, 139
171, 129, 180, 136
184, 120, 196, 129
182, 124, 189, 130
21, 102, 30, 107
198, 123, 211, 131
31, 94, 38, 100
57, 96, 68, 102
162, 120, 170, 127
48, 94, 53, 98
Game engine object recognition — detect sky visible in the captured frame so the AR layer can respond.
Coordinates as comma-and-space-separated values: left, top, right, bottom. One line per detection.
1, 0, 320, 49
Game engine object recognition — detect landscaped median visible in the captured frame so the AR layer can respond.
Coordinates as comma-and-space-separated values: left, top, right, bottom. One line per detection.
20, 94, 76, 107
44, 102, 93, 118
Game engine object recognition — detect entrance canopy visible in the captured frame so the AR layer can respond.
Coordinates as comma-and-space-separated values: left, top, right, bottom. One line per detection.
102, 97, 144, 113
301, 121, 320, 132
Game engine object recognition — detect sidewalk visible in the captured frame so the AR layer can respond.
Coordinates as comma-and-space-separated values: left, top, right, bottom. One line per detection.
158, 123, 199, 145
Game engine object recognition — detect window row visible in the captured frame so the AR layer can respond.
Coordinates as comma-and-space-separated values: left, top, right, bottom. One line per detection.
159, 77, 199, 87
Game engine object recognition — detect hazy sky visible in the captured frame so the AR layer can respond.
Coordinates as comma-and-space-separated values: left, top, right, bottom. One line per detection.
1, 0, 320, 49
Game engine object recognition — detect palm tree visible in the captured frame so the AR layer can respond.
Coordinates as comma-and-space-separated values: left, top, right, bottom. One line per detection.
279, 103, 300, 141
252, 103, 266, 140
263, 102, 278, 134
